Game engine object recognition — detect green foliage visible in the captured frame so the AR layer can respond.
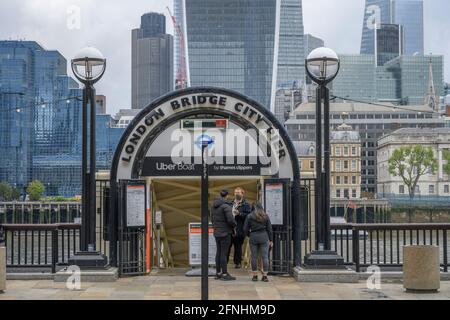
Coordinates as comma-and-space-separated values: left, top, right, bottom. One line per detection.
0, 181, 13, 201
44, 196, 78, 202
11, 187, 21, 201
27, 180, 46, 201
388, 145, 438, 199
443, 150, 450, 176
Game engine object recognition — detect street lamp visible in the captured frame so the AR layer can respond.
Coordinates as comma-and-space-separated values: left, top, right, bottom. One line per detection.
69, 47, 107, 269
304, 47, 344, 268
196, 133, 214, 300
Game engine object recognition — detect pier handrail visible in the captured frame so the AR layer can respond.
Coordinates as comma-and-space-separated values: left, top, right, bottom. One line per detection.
0, 223, 82, 273
330, 223, 449, 273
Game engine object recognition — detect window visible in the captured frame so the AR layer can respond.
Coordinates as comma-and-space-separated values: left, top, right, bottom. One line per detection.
344, 176, 349, 184
352, 160, 357, 170
335, 160, 341, 171
336, 189, 341, 198
352, 189, 357, 198
336, 176, 341, 185
352, 176, 356, 184
351, 146, 356, 155
335, 147, 341, 156
309, 160, 315, 169
429, 185, 435, 194
344, 189, 349, 198
344, 161, 349, 170
344, 147, 349, 156
399, 185, 405, 194
445, 185, 449, 194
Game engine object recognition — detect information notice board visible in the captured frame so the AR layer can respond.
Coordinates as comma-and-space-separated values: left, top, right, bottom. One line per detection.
126, 184, 146, 228
188, 223, 216, 266
264, 180, 286, 225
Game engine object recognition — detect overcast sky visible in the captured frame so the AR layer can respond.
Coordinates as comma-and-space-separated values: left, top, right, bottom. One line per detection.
0, 0, 448, 114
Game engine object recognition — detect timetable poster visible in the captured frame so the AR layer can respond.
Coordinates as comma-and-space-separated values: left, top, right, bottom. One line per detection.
265, 183, 284, 225
126, 185, 146, 227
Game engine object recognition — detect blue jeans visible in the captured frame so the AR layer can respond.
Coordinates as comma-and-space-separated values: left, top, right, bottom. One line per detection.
250, 241, 269, 273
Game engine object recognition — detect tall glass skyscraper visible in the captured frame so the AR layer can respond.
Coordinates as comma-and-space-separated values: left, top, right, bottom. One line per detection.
360, 0, 391, 55
132, 13, 174, 109
0, 41, 123, 197
361, 0, 424, 56
391, 0, 424, 55
376, 23, 403, 66
174, 0, 305, 111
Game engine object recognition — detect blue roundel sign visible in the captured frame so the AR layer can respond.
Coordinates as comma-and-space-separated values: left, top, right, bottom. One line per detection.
195, 134, 214, 149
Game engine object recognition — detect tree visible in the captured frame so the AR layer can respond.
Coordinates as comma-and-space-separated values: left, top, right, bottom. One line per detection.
27, 180, 46, 201
388, 145, 438, 222
0, 182, 13, 201
443, 149, 450, 176
11, 187, 21, 201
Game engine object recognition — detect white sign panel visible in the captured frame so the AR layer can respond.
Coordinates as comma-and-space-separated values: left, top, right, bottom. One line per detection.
188, 223, 216, 266
265, 183, 284, 225
126, 185, 146, 227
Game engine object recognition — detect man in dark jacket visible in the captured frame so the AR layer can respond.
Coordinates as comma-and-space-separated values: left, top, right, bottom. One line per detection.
228, 187, 252, 268
211, 189, 237, 281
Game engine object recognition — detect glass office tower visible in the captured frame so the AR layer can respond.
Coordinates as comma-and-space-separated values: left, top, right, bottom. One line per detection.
376, 23, 403, 66
0, 41, 123, 197
0, 41, 37, 190
132, 13, 174, 109
391, 0, 424, 55
360, 0, 391, 54
277, 0, 305, 90
175, 0, 305, 111
331, 55, 377, 102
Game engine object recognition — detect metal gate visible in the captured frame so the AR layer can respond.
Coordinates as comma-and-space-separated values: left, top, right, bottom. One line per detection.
117, 180, 147, 276
265, 179, 292, 274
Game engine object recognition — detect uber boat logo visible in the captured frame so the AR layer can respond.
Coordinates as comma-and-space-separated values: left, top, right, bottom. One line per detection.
142, 157, 264, 177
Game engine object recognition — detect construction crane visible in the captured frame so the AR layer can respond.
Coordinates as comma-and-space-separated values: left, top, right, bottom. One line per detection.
167, 6, 187, 90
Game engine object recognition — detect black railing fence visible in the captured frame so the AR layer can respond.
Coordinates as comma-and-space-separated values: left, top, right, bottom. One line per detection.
0, 223, 81, 273
330, 223, 450, 272
0, 202, 81, 224
1, 178, 449, 275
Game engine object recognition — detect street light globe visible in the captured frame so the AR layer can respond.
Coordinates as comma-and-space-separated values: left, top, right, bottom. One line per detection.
71, 47, 106, 84
306, 47, 340, 85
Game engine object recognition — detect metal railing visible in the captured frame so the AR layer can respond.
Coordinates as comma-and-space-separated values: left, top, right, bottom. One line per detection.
0, 223, 81, 273
0, 202, 81, 224
330, 223, 450, 272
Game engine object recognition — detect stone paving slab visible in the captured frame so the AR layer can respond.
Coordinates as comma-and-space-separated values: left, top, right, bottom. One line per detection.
0, 268, 449, 300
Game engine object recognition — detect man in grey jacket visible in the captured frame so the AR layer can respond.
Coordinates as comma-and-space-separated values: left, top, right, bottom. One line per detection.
211, 190, 237, 281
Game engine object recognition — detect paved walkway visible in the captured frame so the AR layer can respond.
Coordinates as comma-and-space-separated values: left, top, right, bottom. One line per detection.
1, 269, 450, 300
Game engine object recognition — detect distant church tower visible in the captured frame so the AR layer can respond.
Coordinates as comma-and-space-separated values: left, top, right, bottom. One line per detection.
425, 58, 439, 112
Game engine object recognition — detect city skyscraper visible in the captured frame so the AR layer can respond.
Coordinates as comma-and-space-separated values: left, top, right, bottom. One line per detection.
361, 0, 424, 56
132, 12, 174, 109
391, 0, 424, 55
174, 0, 305, 112
360, 0, 391, 55
376, 23, 403, 66
332, 54, 444, 105
0, 41, 123, 197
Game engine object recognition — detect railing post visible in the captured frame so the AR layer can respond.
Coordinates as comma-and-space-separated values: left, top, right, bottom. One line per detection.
352, 225, 360, 272
444, 229, 448, 273
51, 227, 58, 274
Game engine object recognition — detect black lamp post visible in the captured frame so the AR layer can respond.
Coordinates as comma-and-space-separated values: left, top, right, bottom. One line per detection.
197, 133, 213, 300
69, 47, 107, 269
304, 47, 344, 268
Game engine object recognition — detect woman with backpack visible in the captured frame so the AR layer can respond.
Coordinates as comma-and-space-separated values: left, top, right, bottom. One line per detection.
243, 202, 273, 282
